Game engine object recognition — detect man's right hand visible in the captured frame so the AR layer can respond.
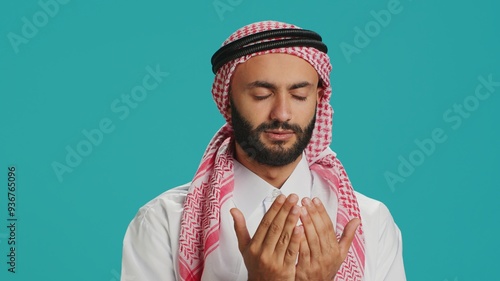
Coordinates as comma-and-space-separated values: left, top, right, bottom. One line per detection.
230, 194, 303, 281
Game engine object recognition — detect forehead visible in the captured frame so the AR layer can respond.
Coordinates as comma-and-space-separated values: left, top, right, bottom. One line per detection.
231, 53, 319, 84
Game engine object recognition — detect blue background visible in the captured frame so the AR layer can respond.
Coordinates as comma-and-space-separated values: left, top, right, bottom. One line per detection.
1, 0, 498, 280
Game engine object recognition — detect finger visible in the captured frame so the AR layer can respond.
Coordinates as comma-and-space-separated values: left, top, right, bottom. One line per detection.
282, 223, 303, 266
338, 218, 361, 259
311, 197, 337, 248
302, 198, 329, 254
251, 194, 287, 246
299, 204, 321, 260
312, 197, 335, 233
261, 194, 299, 252
296, 230, 310, 267
275, 204, 301, 262
230, 208, 251, 254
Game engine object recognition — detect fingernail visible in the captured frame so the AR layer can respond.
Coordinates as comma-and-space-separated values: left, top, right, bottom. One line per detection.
302, 197, 312, 206
291, 205, 299, 215
312, 197, 321, 206
276, 194, 285, 203
301, 207, 308, 215
288, 194, 298, 203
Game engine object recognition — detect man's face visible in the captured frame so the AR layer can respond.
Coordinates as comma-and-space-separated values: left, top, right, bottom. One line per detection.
229, 53, 321, 166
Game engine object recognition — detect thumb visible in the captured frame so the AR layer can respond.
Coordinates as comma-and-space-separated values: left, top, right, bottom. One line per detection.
230, 208, 251, 253
338, 218, 361, 259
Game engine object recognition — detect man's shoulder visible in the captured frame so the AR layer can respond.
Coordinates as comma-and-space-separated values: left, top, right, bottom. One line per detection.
354, 191, 386, 212
353, 191, 400, 239
151, 182, 191, 204
142, 182, 191, 209
133, 182, 191, 224
354, 191, 395, 223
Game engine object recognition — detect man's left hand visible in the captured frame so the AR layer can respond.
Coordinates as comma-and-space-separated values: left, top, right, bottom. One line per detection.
295, 197, 360, 281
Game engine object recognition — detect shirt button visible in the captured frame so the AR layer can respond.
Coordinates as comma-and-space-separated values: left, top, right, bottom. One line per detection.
272, 189, 282, 198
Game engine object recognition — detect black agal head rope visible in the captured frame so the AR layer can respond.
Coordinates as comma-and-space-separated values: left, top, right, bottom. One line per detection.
211, 28, 328, 74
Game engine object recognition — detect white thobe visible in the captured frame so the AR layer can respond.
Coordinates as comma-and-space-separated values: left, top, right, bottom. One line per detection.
121, 155, 406, 280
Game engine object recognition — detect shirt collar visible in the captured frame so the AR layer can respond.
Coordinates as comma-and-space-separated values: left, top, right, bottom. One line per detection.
233, 153, 313, 218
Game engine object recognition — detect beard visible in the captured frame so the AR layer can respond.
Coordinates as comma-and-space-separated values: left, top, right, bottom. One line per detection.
230, 99, 316, 167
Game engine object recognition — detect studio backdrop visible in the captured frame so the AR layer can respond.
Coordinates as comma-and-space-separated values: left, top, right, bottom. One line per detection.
1, 0, 498, 280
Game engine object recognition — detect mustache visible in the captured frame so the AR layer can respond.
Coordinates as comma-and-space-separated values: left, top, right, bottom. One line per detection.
254, 120, 303, 133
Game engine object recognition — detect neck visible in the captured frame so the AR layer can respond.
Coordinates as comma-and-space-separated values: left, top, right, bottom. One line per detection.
234, 143, 302, 188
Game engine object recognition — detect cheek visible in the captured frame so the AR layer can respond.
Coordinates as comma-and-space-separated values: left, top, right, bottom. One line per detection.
245, 108, 270, 128
294, 100, 317, 124
232, 102, 267, 129
236, 100, 271, 123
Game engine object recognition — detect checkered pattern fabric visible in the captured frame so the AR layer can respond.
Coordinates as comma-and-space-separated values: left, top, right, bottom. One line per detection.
178, 20, 365, 281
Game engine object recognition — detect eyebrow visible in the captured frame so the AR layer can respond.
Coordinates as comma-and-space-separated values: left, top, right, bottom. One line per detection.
245, 80, 313, 91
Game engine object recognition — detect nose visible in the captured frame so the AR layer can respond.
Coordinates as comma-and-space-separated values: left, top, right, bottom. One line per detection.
269, 94, 291, 122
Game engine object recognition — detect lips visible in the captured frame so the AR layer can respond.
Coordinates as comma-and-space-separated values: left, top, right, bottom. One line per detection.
264, 130, 295, 141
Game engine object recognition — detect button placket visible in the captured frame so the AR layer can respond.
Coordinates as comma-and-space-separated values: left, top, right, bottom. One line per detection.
271, 189, 282, 199
263, 189, 282, 212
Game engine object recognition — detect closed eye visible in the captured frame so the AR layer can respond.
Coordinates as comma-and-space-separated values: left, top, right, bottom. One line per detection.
293, 95, 307, 101
254, 95, 271, 101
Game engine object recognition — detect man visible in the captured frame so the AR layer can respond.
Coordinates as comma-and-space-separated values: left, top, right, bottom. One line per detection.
121, 21, 406, 281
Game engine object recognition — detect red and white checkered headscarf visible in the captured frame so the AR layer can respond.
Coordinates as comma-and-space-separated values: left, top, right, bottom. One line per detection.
178, 21, 365, 281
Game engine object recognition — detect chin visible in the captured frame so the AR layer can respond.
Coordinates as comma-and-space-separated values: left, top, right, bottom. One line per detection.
262, 137, 296, 146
